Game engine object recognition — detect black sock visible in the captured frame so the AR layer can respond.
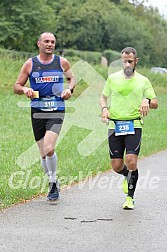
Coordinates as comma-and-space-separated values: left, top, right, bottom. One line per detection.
127, 169, 138, 198
117, 165, 129, 177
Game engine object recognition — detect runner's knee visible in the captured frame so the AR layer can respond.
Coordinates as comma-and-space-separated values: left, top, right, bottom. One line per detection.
43, 144, 54, 156
126, 157, 137, 170
111, 159, 124, 172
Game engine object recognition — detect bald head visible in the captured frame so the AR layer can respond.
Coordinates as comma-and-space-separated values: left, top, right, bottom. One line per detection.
38, 32, 56, 42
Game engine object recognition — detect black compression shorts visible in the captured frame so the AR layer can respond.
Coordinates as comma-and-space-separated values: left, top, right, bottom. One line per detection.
31, 107, 65, 141
108, 128, 142, 159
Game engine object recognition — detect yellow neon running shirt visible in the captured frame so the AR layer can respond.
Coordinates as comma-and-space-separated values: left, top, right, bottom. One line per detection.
102, 70, 156, 128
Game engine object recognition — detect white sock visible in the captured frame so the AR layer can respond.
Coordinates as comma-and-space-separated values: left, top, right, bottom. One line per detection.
41, 157, 48, 175
46, 153, 57, 183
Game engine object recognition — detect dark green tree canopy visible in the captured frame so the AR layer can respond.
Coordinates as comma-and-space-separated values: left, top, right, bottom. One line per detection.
0, 0, 167, 66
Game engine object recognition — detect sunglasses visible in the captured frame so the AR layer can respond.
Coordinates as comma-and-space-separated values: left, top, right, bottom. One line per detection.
122, 60, 135, 64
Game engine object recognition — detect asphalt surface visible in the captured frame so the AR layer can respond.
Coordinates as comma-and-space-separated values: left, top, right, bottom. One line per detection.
0, 150, 167, 252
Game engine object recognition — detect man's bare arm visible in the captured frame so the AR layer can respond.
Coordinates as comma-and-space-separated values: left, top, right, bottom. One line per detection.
13, 59, 35, 98
60, 57, 76, 99
99, 94, 110, 123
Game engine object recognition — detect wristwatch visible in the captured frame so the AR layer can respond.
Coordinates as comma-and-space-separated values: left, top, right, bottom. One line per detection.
146, 98, 151, 104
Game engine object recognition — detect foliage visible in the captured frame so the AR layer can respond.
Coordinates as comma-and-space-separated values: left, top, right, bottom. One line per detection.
0, 0, 55, 51
103, 49, 120, 64
0, 0, 167, 66
0, 48, 34, 60
64, 49, 102, 64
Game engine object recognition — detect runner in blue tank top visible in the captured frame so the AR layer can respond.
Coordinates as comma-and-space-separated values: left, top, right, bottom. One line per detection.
14, 32, 76, 201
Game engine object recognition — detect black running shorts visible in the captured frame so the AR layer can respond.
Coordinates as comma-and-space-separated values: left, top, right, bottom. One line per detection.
31, 107, 65, 141
108, 128, 142, 159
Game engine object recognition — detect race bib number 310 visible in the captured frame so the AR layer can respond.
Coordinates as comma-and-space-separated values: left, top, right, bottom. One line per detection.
40, 97, 58, 111
115, 120, 135, 136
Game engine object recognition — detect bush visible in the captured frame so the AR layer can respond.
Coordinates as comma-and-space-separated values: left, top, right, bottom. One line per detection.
0, 48, 35, 60
103, 49, 120, 64
64, 49, 102, 65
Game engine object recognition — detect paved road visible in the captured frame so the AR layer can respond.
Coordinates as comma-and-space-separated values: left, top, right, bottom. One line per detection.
0, 150, 167, 252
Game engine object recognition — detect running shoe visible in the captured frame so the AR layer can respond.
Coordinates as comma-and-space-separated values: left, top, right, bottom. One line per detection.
122, 177, 128, 194
47, 181, 60, 201
123, 196, 134, 210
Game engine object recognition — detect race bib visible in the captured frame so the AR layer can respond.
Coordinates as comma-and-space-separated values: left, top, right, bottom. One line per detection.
40, 97, 58, 111
115, 120, 135, 136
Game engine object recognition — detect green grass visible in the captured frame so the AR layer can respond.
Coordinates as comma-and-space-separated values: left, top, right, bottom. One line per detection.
0, 92, 110, 209
0, 55, 167, 210
140, 89, 167, 157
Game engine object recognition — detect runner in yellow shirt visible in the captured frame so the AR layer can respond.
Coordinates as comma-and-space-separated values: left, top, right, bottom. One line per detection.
99, 47, 158, 209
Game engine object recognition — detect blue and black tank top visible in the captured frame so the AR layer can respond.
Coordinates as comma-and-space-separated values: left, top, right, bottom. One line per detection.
29, 55, 65, 111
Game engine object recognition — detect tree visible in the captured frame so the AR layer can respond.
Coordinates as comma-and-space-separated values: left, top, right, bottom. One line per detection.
0, 0, 55, 51
54, 0, 116, 51
0, 0, 167, 67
